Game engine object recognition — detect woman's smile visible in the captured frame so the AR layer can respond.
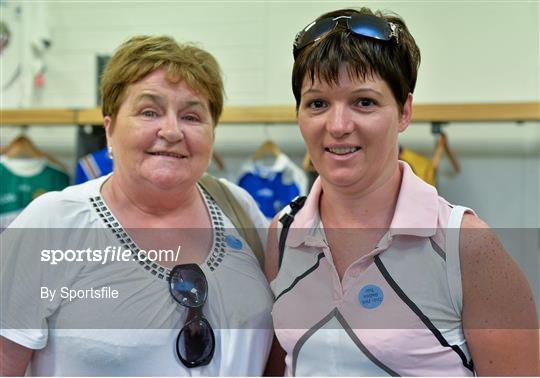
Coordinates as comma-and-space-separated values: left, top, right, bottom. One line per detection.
147, 150, 188, 159
324, 145, 362, 160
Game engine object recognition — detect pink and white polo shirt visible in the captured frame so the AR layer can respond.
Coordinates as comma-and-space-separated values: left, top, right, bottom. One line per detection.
271, 161, 475, 376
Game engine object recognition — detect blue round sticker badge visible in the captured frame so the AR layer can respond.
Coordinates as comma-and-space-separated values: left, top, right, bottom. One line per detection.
225, 234, 243, 250
358, 285, 384, 309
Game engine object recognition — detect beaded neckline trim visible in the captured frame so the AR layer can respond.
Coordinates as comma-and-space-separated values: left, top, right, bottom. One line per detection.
89, 187, 228, 280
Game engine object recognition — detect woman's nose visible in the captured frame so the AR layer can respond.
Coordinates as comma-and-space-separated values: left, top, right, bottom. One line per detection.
158, 114, 184, 142
326, 105, 354, 137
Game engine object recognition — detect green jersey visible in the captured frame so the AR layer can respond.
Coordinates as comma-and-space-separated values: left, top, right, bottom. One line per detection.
0, 158, 69, 227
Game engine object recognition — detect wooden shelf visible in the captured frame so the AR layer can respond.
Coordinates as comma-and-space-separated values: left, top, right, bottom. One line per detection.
412, 102, 540, 122
1, 102, 539, 126
76, 108, 102, 126
221, 106, 297, 124
0, 108, 77, 125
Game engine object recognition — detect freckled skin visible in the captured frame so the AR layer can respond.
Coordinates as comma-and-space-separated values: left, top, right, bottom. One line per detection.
460, 214, 539, 376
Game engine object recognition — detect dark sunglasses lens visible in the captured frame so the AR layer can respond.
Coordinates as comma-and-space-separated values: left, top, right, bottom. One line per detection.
349, 15, 391, 41
169, 265, 207, 307
177, 318, 215, 367
295, 17, 336, 53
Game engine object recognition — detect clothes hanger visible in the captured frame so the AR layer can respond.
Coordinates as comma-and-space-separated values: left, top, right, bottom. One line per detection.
0, 128, 68, 171
251, 139, 281, 161
432, 131, 460, 173
211, 151, 225, 171
251, 125, 281, 161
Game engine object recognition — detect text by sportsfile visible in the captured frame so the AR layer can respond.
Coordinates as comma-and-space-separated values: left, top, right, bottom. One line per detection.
40, 245, 182, 265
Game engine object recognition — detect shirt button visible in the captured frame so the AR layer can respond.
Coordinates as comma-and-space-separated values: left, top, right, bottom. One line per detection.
349, 268, 360, 277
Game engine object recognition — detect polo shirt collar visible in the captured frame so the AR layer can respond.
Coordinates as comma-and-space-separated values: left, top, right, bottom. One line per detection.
285, 161, 439, 248
389, 161, 438, 238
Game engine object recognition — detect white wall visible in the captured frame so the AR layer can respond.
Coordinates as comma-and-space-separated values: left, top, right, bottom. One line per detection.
1, 2, 539, 288
13, 1, 540, 106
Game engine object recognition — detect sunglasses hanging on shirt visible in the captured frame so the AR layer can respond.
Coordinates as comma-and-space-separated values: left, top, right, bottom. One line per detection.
169, 264, 215, 368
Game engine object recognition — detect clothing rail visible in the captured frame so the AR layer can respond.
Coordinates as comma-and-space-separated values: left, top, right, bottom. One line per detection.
1, 102, 539, 126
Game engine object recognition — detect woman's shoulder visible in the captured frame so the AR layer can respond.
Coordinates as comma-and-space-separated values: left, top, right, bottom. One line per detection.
458, 212, 499, 259
434, 193, 478, 229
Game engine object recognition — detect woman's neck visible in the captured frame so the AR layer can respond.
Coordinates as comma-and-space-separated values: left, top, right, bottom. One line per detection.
319, 165, 402, 229
101, 174, 201, 219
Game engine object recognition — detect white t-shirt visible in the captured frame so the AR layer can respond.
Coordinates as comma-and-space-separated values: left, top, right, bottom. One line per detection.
1, 175, 273, 376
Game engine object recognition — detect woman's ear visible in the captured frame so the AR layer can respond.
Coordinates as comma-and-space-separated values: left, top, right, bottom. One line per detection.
103, 116, 113, 144
398, 93, 413, 133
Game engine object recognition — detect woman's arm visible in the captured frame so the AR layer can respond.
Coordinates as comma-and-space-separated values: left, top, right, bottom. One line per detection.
0, 337, 33, 376
263, 216, 286, 376
460, 214, 539, 376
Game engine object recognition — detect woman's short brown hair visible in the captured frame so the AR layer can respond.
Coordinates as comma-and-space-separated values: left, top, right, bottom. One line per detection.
292, 8, 420, 112
101, 35, 224, 127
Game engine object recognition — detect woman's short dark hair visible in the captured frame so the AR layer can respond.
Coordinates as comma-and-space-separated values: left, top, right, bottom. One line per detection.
292, 8, 421, 112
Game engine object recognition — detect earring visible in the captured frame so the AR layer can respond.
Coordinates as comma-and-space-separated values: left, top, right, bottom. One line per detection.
107, 146, 113, 159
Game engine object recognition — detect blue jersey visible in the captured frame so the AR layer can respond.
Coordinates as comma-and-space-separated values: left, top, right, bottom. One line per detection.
237, 153, 307, 219
75, 147, 113, 184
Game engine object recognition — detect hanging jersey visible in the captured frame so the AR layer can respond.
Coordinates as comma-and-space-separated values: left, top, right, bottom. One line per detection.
0, 156, 69, 228
75, 147, 113, 184
237, 153, 307, 219
271, 162, 475, 376
399, 148, 436, 186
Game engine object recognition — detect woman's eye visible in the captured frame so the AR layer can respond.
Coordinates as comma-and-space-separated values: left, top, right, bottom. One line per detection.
142, 110, 158, 118
308, 100, 326, 109
182, 114, 200, 122
357, 98, 375, 107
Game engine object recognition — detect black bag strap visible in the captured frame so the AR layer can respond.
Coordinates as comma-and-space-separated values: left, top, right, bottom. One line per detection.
278, 196, 307, 269
198, 173, 264, 268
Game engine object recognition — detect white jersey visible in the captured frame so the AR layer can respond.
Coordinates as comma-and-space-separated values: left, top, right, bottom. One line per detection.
1, 175, 273, 376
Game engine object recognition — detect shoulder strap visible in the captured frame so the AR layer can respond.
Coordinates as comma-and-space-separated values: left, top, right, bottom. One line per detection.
277, 196, 307, 269
198, 173, 265, 268
445, 205, 473, 315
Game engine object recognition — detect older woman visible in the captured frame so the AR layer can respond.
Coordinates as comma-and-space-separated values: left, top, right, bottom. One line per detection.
1, 35, 273, 376
265, 8, 539, 377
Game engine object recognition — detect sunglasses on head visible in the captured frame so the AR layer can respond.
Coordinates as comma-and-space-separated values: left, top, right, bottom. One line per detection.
169, 264, 215, 368
293, 14, 399, 59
